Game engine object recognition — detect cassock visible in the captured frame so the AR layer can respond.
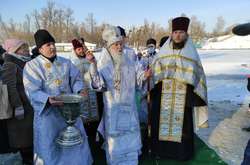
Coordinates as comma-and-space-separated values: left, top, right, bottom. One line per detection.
89, 48, 147, 165
150, 37, 208, 160
23, 55, 93, 165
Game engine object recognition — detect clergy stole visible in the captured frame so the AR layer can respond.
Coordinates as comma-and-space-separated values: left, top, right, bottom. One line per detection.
150, 80, 196, 160
83, 90, 99, 122
159, 79, 186, 143
78, 60, 100, 123
81, 61, 99, 122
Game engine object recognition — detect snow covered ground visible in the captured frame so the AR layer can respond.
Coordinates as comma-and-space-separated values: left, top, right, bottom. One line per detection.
197, 49, 250, 165
200, 49, 250, 103
202, 35, 250, 49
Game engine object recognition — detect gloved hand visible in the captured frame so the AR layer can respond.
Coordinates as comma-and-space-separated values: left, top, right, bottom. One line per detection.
247, 77, 250, 91
14, 106, 25, 120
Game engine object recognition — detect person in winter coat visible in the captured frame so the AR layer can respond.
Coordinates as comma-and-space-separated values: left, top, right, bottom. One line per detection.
1, 39, 33, 164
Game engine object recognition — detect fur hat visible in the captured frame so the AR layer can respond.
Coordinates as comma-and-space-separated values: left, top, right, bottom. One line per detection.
72, 39, 83, 50
34, 29, 55, 48
172, 17, 190, 32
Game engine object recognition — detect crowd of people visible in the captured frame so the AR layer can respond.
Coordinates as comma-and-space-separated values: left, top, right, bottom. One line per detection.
3, 16, 248, 165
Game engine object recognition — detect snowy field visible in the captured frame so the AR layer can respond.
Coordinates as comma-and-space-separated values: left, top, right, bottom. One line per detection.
202, 35, 250, 49
197, 49, 250, 165
200, 49, 250, 103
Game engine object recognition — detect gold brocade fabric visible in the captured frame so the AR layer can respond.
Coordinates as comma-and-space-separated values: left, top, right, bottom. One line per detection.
152, 37, 208, 133
159, 79, 186, 142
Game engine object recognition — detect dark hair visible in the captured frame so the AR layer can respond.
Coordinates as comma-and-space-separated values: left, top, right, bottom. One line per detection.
80, 37, 85, 43
0, 45, 6, 65
117, 26, 126, 37
34, 29, 55, 48
31, 47, 40, 59
146, 38, 156, 46
159, 36, 169, 47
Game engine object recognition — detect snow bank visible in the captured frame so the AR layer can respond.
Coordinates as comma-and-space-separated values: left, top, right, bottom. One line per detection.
207, 103, 250, 165
196, 50, 250, 165
202, 35, 250, 50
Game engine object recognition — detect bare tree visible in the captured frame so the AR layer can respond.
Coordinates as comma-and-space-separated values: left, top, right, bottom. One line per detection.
0, 1, 213, 48
167, 17, 173, 34
189, 16, 207, 43
84, 13, 97, 41
212, 16, 226, 37
64, 8, 74, 42
0, 15, 10, 41
23, 14, 31, 33
33, 10, 41, 29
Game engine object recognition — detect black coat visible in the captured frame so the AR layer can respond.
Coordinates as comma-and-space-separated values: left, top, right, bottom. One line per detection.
247, 78, 250, 91
149, 82, 206, 160
0, 46, 5, 65
0, 54, 33, 148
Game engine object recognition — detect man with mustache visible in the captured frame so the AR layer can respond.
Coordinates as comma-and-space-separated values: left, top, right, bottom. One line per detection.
23, 29, 92, 165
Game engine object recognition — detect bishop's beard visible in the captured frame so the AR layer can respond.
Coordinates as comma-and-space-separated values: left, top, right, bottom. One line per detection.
109, 50, 123, 90
110, 50, 123, 67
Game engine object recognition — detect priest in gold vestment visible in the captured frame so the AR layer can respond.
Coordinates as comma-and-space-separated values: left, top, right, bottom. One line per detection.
150, 17, 208, 160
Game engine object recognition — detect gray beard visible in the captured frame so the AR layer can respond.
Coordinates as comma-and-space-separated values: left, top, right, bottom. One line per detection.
110, 51, 123, 90
110, 52, 123, 68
